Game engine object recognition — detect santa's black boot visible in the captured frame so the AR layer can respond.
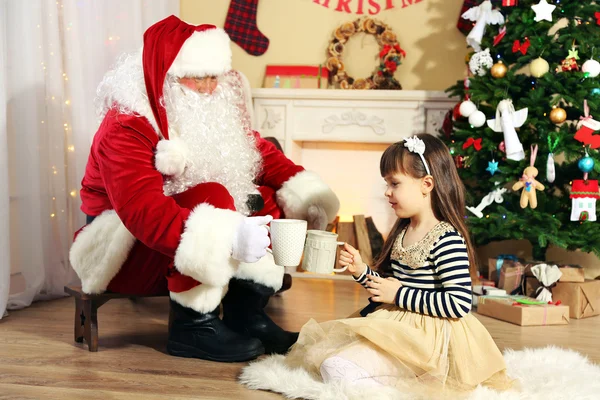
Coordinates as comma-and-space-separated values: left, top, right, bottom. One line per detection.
167, 299, 265, 362
222, 278, 299, 354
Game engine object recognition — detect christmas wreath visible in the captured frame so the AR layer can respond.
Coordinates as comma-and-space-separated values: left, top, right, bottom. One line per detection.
325, 17, 405, 90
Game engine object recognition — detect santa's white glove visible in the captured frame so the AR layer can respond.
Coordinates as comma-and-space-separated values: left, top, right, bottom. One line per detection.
307, 204, 329, 231
231, 215, 273, 263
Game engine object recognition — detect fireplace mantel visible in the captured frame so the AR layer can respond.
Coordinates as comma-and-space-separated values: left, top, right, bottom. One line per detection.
250, 89, 457, 278
251, 88, 456, 159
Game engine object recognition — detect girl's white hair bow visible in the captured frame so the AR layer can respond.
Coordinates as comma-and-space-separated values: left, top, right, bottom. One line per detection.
404, 136, 431, 175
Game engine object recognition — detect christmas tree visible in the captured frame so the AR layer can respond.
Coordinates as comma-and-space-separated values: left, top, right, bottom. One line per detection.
445, 0, 600, 261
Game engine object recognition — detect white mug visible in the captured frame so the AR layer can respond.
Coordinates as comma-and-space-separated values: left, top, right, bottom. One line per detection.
301, 230, 347, 274
267, 219, 307, 267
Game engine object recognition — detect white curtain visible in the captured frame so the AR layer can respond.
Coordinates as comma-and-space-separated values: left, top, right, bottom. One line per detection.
0, 0, 179, 319
1, 0, 9, 318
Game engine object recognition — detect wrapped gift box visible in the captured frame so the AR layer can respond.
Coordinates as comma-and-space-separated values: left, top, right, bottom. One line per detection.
522, 264, 541, 297
521, 262, 582, 299
472, 286, 506, 307
551, 280, 600, 319
263, 65, 328, 89
477, 296, 570, 326
487, 257, 503, 283
488, 256, 525, 293
521, 262, 556, 297
556, 264, 585, 283
498, 263, 525, 294
473, 285, 506, 296
523, 275, 541, 298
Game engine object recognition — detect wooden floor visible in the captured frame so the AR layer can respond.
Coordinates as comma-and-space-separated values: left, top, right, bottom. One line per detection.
1, 278, 599, 399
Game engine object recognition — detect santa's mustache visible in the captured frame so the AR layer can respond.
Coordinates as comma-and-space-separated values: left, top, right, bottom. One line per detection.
163, 76, 250, 123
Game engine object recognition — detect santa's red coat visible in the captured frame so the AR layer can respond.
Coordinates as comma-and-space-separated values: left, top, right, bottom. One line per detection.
69, 109, 339, 302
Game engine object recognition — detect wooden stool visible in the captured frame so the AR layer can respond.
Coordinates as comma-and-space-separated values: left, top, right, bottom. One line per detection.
64, 285, 165, 352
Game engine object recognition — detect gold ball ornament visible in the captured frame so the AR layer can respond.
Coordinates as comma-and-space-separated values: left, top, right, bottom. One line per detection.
491, 61, 508, 78
549, 106, 567, 124
530, 57, 550, 78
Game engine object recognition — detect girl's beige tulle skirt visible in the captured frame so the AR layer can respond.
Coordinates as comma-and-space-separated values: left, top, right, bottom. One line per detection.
284, 304, 514, 397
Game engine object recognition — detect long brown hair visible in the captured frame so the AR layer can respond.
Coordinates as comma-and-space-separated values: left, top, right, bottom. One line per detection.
373, 133, 478, 280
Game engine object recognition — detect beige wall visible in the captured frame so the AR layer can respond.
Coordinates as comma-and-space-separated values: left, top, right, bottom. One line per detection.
180, 0, 467, 90
180, 0, 600, 277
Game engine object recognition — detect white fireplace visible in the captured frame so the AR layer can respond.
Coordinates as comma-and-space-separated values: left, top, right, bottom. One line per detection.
251, 88, 455, 237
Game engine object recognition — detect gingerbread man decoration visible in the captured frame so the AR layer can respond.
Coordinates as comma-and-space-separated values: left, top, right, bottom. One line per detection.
512, 145, 545, 209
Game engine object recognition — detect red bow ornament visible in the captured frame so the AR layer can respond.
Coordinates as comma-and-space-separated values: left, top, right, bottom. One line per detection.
379, 44, 406, 59
512, 38, 530, 55
379, 45, 393, 58
463, 137, 483, 151
502, 0, 517, 6
394, 44, 407, 58
595, 12, 600, 25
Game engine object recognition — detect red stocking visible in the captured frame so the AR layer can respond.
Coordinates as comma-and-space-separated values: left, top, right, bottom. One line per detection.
224, 0, 269, 56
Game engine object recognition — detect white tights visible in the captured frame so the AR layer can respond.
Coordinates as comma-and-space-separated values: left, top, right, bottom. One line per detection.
319, 342, 399, 388
320, 356, 383, 387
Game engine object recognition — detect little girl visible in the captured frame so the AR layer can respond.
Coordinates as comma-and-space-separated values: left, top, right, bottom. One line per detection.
281, 134, 513, 396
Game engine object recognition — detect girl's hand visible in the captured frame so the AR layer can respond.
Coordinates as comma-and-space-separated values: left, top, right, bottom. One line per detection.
366, 275, 402, 305
339, 243, 366, 278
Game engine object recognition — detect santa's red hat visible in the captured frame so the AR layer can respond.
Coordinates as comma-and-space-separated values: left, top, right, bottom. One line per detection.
142, 15, 232, 140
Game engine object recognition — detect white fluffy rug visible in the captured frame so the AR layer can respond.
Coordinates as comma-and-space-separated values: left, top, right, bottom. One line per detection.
239, 346, 600, 400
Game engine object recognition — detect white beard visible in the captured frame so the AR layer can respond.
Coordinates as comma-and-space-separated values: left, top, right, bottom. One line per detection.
161, 80, 262, 215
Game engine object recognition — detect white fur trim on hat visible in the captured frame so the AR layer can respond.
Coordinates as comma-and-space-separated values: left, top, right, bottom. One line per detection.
168, 28, 232, 78
276, 171, 340, 223
69, 210, 136, 294
234, 252, 284, 292
170, 284, 228, 313
174, 203, 243, 288
155, 137, 189, 177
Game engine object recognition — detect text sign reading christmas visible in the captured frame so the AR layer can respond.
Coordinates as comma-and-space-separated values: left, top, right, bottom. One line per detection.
311, 0, 423, 15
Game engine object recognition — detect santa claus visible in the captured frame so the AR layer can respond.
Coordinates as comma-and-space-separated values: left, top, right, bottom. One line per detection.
69, 16, 339, 362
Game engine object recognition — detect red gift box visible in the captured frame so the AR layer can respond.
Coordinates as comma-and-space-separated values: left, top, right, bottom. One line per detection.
263, 65, 329, 89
